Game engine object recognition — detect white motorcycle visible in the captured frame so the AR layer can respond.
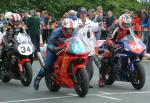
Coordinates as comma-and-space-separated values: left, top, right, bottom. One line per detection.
0, 30, 34, 86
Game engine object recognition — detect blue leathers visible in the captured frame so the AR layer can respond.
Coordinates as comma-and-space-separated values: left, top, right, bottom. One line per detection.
37, 27, 67, 77
33, 27, 69, 90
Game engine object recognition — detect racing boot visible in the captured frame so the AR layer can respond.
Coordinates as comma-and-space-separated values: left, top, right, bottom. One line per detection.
98, 78, 105, 87
33, 66, 47, 90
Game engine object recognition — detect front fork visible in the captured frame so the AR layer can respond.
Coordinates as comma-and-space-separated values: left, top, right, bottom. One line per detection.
18, 58, 31, 74
129, 59, 141, 81
70, 64, 78, 84
70, 63, 86, 86
130, 59, 140, 72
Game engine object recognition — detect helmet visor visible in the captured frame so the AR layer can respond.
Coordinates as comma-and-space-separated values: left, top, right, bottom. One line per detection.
64, 28, 74, 35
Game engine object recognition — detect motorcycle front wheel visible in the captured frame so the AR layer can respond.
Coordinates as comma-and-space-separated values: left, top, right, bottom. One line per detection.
21, 62, 33, 86
74, 69, 89, 97
131, 62, 145, 90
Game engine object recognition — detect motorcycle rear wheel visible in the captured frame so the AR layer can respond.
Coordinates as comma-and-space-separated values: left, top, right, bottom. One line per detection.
45, 76, 61, 92
0, 64, 11, 83
1, 76, 11, 83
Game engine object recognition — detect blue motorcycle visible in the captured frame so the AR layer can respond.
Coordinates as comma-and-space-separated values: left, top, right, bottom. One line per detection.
100, 28, 146, 90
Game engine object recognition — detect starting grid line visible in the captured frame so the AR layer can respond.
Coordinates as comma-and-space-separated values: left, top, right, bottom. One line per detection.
1, 90, 150, 103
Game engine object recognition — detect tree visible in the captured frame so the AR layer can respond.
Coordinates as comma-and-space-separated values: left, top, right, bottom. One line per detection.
0, 0, 149, 18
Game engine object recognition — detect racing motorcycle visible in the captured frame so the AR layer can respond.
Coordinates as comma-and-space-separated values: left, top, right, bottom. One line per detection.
45, 37, 90, 97
0, 30, 34, 86
100, 27, 146, 90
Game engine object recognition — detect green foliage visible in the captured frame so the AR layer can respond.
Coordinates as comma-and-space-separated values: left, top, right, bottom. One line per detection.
0, 0, 149, 18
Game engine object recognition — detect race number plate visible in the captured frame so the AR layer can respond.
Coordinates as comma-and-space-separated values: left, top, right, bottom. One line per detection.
17, 44, 33, 55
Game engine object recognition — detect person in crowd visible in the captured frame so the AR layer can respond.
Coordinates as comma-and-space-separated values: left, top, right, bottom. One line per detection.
68, 10, 78, 21
132, 10, 142, 39
43, 12, 56, 43
141, 10, 150, 53
63, 12, 69, 19
27, 10, 44, 67
40, 11, 47, 24
106, 10, 116, 29
87, 9, 95, 21
93, 6, 107, 22
93, 6, 107, 40
37, 12, 41, 18
22, 12, 30, 26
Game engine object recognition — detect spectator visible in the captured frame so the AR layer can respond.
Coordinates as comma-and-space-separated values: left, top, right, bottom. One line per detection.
63, 12, 69, 19
37, 12, 41, 18
74, 7, 102, 87
93, 6, 107, 40
141, 10, 150, 53
27, 10, 44, 67
106, 10, 116, 28
22, 12, 30, 26
68, 10, 77, 21
93, 6, 107, 22
87, 9, 95, 21
48, 13, 56, 37
132, 10, 142, 39
40, 11, 47, 24
42, 12, 55, 43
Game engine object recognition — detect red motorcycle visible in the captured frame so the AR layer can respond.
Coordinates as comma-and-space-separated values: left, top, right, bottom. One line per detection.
45, 37, 90, 97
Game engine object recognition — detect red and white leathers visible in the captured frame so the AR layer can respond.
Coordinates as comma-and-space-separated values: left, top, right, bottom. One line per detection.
74, 18, 101, 56
99, 14, 133, 87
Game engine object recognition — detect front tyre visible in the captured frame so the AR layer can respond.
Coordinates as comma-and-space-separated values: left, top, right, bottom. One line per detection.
131, 62, 145, 90
21, 62, 33, 86
74, 69, 89, 97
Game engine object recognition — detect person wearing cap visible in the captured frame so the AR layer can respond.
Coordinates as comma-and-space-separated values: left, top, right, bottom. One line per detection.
74, 7, 102, 88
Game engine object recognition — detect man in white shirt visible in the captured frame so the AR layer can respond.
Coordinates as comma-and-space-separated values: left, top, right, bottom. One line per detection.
74, 7, 102, 87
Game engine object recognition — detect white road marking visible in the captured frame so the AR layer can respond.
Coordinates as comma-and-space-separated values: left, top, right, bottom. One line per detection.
68, 93, 122, 101
1, 90, 150, 103
68, 93, 78, 96
0, 93, 100, 103
100, 92, 112, 94
99, 90, 150, 95
0, 96, 76, 103
95, 94, 122, 101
